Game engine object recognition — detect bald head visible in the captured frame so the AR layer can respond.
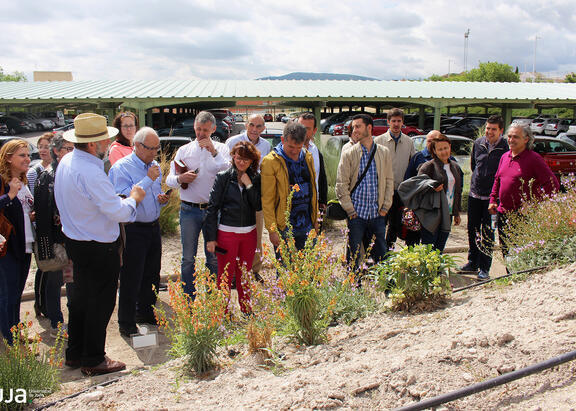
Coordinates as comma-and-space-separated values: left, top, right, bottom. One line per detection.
426, 130, 441, 143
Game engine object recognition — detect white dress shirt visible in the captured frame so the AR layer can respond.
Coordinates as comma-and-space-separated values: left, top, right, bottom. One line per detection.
226, 132, 271, 167
306, 142, 321, 192
166, 139, 230, 203
54, 149, 137, 242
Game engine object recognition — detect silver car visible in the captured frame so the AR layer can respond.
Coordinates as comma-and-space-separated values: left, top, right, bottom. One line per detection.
544, 118, 572, 137
530, 118, 552, 135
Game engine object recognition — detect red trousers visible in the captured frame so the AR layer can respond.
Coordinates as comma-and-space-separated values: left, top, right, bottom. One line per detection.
216, 228, 257, 313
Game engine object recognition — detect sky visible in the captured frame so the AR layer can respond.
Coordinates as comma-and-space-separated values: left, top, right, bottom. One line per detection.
3, 0, 576, 81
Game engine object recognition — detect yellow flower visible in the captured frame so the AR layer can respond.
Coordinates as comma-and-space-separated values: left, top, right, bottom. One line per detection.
292, 184, 300, 192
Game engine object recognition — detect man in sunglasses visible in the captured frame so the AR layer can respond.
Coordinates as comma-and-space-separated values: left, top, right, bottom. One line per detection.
109, 127, 170, 337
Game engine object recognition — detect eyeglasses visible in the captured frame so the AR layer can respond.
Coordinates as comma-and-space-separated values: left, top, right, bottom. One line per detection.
235, 156, 251, 163
62, 146, 74, 152
139, 142, 160, 152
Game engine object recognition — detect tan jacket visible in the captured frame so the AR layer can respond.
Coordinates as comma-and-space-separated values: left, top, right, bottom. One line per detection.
261, 149, 318, 232
335, 141, 394, 217
374, 131, 415, 189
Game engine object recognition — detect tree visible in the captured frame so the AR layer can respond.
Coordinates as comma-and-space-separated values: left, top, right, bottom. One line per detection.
565, 72, 576, 83
0, 67, 26, 82
464, 62, 520, 82
426, 61, 520, 82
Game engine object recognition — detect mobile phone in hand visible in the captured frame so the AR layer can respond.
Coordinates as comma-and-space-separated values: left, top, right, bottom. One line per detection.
215, 246, 228, 255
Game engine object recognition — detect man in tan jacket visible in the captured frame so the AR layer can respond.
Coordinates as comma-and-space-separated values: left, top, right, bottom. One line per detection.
374, 108, 415, 251
336, 114, 394, 269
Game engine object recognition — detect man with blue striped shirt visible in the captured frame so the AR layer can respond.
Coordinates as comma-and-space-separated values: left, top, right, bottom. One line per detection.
109, 127, 169, 337
336, 114, 394, 270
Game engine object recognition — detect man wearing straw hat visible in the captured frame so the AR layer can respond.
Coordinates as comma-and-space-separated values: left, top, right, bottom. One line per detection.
55, 113, 146, 376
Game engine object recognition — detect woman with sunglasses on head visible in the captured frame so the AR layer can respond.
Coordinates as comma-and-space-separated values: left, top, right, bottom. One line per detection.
205, 141, 261, 314
33, 133, 75, 336
0, 139, 33, 344
27, 132, 54, 194
109, 111, 139, 166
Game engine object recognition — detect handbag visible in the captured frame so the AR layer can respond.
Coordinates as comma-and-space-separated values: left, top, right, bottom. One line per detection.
401, 208, 421, 231
0, 179, 14, 258
33, 242, 68, 272
326, 144, 377, 220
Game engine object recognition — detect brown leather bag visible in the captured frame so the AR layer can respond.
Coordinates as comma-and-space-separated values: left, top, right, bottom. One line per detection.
174, 159, 189, 189
0, 178, 14, 258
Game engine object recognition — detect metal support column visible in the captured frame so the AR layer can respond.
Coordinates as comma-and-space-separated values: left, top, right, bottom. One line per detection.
313, 106, 322, 146
418, 106, 426, 130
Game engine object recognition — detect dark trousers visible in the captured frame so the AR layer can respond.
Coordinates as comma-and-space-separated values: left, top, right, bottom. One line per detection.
421, 226, 451, 252
497, 212, 511, 258
64, 237, 120, 367
274, 229, 309, 265
35, 269, 66, 328
386, 191, 404, 250
348, 215, 388, 270
0, 252, 29, 344
118, 223, 161, 329
465, 196, 495, 272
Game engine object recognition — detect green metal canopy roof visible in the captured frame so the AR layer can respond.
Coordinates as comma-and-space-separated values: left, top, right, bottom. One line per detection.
0, 79, 575, 102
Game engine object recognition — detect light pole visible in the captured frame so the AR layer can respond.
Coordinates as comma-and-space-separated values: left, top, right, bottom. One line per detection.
463, 29, 470, 72
532, 35, 541, 82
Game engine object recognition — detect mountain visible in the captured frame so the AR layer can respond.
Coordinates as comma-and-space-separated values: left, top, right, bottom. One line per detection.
256, 72, 379, 81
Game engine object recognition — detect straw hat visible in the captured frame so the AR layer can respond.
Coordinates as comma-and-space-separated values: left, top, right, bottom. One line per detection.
63, 113, 119, 143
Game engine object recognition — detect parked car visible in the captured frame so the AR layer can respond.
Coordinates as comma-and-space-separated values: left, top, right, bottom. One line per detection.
0, 124, 7, 136
156, 117, 230, 142
320, 111, 370, 133
511, 117, 533, 127
530, 118, 553, 135
532, 136, 576, 183
39, 110, 65, 127
372, 118, 424, 137
544, 118, 572, 136
275, 113, 286, 122
441, 117, 486, 138
281, 115, 292, 123
263, 113, 273, 122
233, 113, 244, 122
260, 127, 283, 148
9, 112, 54, 131
0, 116, 33, 135
53, 123, 75, 133
330, 122, 346, 136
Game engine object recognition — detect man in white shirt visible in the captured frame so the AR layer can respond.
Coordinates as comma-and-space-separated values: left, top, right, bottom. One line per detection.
55, 113, 145, 376
226, 114, 271, 275
166, 111, 230, 297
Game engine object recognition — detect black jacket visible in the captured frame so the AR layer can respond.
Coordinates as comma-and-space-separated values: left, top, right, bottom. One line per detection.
469, 136, 509, 197
34, 165, 65, 260
205, 167, 262, 242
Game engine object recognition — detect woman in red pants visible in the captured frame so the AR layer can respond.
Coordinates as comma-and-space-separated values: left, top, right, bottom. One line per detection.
206, 141, 261, 313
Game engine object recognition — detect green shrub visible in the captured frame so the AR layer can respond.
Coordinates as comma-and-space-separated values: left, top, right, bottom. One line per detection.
504, 180, 576, 272
0, 321, 64, 410
371, 244, 454, 310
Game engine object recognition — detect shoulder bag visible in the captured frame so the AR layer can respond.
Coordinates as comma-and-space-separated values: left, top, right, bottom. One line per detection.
0, 178, 14, 258
326, 144, 377, 220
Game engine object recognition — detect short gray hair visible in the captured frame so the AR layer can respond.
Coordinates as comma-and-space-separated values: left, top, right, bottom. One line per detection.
508, 124, 534, 150
282, 121, 307, 144
50, 132, 66, 162
195, 111, 216, 126
247, 113, 264, 123
133, 126, 158, 144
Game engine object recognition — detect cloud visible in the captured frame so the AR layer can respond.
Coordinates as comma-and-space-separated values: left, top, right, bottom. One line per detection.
1, 0, 575, 81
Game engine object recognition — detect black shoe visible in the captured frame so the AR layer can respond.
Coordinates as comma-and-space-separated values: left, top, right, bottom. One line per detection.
158, 283, 168, 292
135, 315, 157, 326
458, 263, 478, 274
119, 325, 139, 337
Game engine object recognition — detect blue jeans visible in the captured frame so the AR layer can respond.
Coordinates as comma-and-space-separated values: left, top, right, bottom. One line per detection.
348, 215, 387, 270
180, 203, 217, 297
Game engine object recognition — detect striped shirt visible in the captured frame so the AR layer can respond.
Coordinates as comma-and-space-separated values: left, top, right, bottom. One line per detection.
351, 143, 379, 219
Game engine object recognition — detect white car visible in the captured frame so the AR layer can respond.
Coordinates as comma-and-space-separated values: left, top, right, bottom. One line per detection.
530, 118, 552, 135
544, 119, 572, 136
